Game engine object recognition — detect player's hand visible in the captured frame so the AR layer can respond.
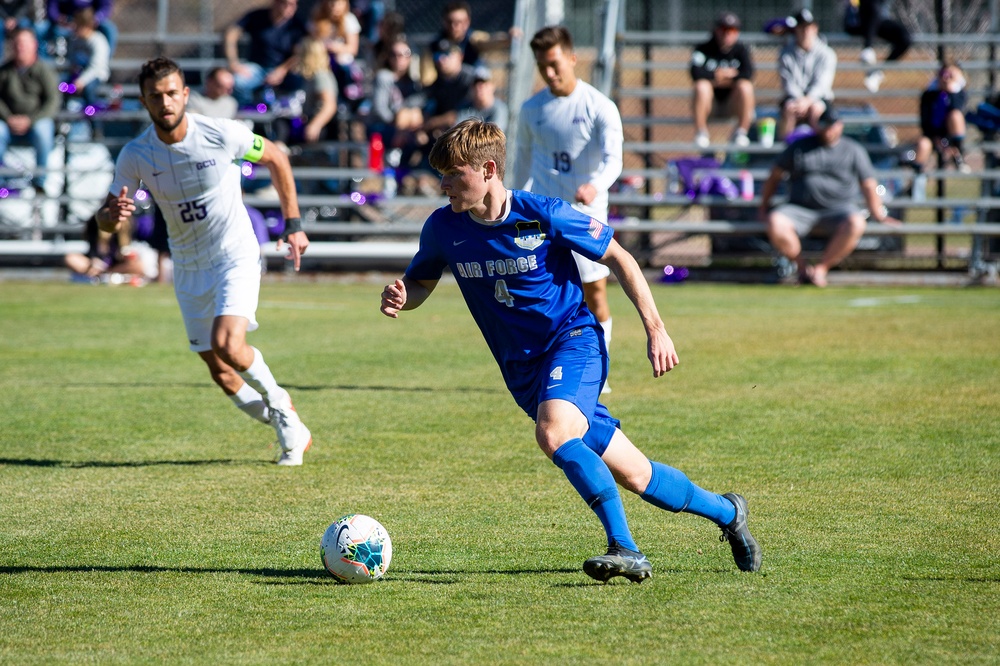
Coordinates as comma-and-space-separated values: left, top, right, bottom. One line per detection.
380, 278, 407, 318
575, 183, 597, 206
648, 326, 679, 377
100, 186, 135, 232
277, 230, 309, 271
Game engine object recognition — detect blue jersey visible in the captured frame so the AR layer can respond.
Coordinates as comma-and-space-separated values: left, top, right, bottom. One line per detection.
406, 190, 614, 379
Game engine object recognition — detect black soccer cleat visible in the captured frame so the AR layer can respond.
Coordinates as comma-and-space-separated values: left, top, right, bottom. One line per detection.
583, 542, 652, 583
720, 493, 762, 572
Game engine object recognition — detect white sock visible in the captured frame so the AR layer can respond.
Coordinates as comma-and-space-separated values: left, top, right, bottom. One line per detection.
229, 381, 271, 424
599, 317, 613, 349
238, 347, 288, 409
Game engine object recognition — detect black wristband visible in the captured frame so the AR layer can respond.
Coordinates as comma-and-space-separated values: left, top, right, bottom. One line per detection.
282, 217, 302, 240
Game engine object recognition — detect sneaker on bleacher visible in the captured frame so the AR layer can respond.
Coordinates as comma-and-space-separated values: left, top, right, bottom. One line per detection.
694, 131, 710, 149
731, 128, 750, 147
860, 47, 877, 66
863, 70, 884, 93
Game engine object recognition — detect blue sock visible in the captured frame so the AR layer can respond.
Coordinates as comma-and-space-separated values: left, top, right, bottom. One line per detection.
640, 461, 736, 527
552, 439, 637, 551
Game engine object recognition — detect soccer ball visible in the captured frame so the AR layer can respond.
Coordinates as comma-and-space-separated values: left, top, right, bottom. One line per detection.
320, 514, 393, 584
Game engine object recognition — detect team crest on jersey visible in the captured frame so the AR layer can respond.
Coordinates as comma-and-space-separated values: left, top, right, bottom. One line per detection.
514, 220, 546, 250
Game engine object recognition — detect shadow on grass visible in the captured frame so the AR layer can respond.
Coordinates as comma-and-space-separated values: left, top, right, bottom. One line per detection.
0, 564, 584, 586
62, 381, 502, 394
0, 564, 328, 580
0, 458, 258, 468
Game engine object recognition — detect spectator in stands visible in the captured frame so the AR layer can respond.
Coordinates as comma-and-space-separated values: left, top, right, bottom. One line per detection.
454, 65, 507, 131
187, 67, 238, 119
43, 0, 116, 56
777, 8, 837, 140
419, 42, 474, 141
1, 0, 45, 61
513, 25, 623, 393
369, 35, 422, 151
371, 10, 405, 71
284, 30, 338, 145
225, 0, 307, 107
912, 61, 969, 191
844, 0, 911, 93
759, 104, 899, 287
311, 0, 363, 105
420, 0, 510, 86
65, 7, 109, 105
64, 213, 146, 282
0, 27, 60, 193
689, 11, 755, 149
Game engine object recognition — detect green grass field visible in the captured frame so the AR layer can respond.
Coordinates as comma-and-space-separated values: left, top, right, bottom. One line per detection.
1, 278, 998, 664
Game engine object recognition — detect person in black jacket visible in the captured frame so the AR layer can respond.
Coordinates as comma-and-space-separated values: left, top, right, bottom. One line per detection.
689, 11, 755, 148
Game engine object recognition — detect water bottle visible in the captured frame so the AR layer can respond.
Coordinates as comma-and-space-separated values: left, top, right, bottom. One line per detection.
666, 161, 680, 195
109, 84, 123, 111
368, 132, 385, 171
740, 170, 754, 201
383, 166, 397, 199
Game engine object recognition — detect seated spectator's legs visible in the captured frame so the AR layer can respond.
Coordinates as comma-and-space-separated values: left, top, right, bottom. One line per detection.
691, 79, 715, 136
766, 207, 806, 273
813, 213, 866, 286
876, 18, 910, 61
28, 117, 55, 190
779, 97, 825, 139
0, 120, 9, 158
233, 62, 266, 106
914, 135, 934, 168
729, 78, 755, 135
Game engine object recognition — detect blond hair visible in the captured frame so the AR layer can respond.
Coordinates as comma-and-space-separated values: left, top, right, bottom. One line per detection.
299, 36, 332, 79
429, 118, 506, 180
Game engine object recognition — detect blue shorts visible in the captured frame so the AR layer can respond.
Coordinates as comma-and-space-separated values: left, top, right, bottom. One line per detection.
505, 325, 621, 455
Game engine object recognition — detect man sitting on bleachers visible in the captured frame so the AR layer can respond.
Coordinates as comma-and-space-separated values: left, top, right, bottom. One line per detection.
777, 8, 837, 141
689, 11, 755, 149
0, 27, 60, 194
759, 105, 898, 287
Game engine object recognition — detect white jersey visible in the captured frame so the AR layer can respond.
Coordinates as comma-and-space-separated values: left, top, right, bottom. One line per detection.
110, 113, 260, 270
513, 80, 623, 223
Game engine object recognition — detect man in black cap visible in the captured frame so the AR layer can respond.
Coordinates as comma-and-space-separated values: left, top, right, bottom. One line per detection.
777, 8, 838, 139
689, 11, 755, 148
758, 104, 899, 286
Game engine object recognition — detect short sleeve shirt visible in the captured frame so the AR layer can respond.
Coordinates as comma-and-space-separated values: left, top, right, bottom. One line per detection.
777, 134, 876, 210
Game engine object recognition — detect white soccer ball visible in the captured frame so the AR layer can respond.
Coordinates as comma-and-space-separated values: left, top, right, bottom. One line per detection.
320, 514, 393, 584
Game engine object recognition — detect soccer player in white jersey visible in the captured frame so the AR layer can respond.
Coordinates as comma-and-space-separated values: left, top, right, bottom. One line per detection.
513, 25, 623, 393
96, 57, 313, 466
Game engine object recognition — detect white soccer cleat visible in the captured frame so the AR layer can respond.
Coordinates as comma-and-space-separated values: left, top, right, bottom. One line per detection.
271, 398, 312, 466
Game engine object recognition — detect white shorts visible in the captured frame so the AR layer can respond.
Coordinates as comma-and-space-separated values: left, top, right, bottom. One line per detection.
572, 251, 611, 284
173, 257, 262, 352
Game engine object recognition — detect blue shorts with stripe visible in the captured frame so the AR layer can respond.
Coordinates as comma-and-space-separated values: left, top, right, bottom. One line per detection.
504, 324, 621, 455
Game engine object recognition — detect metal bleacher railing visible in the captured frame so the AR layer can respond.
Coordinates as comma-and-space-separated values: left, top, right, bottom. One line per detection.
3, 10, 1000, 280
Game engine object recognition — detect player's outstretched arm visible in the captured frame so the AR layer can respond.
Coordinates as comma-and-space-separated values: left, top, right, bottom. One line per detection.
95, 186, 135, 234
380, 277, 437, 318
600, 239, 679, 377
255, 136, 309, 270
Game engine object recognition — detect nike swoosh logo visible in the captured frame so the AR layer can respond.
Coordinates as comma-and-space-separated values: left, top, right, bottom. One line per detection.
152, 171, 164, 177
453, 240, 468, 246
546, 384, 562, 389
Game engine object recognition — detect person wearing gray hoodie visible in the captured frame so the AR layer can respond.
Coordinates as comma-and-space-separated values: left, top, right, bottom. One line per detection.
777, 8, 837, 139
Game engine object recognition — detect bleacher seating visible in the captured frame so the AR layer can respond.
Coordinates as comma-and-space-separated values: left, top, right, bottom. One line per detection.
2, 17, 1000, 281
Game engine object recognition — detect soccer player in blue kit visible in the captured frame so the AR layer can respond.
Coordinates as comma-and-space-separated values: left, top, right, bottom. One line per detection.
380, 119, 761, 581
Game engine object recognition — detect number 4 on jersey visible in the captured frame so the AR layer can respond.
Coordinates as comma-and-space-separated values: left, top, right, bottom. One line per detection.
494, 279, 514, 307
